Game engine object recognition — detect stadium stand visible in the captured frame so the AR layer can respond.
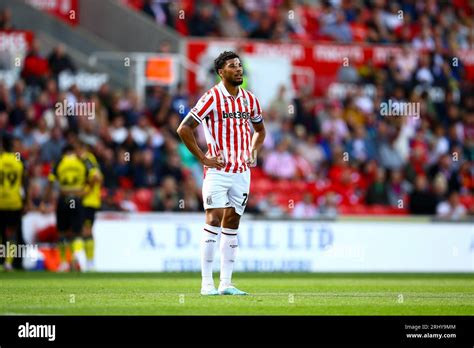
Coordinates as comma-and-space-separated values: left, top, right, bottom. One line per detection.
0, 0, 473, 219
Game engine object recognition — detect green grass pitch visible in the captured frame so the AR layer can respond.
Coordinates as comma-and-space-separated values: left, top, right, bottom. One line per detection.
1, 272, 473, 315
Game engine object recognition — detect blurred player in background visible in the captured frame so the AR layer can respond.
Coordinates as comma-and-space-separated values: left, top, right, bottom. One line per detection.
44, 144, 89, 272
177, 51, 266, 295
0, 135, 26, 271
77, 140, 102, 271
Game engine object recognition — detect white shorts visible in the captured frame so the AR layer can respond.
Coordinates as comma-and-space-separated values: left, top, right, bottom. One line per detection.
202, 169, 251, 216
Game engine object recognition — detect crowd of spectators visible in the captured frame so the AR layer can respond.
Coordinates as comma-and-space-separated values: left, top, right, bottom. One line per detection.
132, 0, 473, 49
0, 2, 473, 219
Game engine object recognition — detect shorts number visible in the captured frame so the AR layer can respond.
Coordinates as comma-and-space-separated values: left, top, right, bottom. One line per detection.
242, 193, 248, 206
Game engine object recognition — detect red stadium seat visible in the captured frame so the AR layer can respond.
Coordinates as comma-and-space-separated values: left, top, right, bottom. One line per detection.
133, 189, 153, 212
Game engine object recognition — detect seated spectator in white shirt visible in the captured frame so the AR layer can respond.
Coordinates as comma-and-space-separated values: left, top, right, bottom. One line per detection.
292, 193, 318, 218
436, 191, 467, 220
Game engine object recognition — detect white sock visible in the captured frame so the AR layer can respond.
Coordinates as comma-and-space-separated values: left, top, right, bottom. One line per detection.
201, 224, 220, 287
219, 227, 238, 288
74, 250, 87, 272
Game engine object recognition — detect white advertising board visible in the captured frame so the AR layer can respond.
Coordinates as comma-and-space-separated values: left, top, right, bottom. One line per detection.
93, 214, 474, 272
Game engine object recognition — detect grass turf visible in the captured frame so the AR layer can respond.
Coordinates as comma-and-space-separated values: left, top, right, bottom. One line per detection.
0, 272, 473, 315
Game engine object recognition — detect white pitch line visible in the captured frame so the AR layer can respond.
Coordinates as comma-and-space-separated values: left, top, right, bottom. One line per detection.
133, 292, 474, 299
1, 312, 59, 316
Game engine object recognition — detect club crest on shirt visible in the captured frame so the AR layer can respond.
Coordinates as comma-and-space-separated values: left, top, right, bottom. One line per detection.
243, 99, 248, 107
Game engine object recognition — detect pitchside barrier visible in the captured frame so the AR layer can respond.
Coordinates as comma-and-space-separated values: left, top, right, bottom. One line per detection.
22, 212, 473, 273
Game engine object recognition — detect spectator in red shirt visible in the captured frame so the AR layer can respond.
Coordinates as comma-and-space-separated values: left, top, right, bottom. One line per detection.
21, 40, 50, 88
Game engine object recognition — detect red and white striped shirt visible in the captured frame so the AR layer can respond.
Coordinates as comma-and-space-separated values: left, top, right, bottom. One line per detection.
189, 81, 263, 173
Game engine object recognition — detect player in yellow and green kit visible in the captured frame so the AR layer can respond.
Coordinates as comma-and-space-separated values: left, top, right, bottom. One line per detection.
0, 135, 26, 271
77, 141, 102, 271
44, 143, 89, 272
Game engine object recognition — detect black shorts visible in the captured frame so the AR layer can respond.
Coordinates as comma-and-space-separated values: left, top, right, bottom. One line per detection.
56, 195, 84, 235
83, 207, 97, 228
0, 209, 22, 229
0, 209, 22, 243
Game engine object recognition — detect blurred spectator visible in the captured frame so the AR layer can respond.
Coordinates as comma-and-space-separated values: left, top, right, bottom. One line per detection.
436, 191, 467, 220
109, 116, 128, 145
432, 173, 448, 199
366, 168, 389, 205
321, 103, 349, 145
132, 148, 160, 188
430, 125, 450, 163
13, 107, 36, 149
409, 175, 438, 215
249, 16, 273, 39
258, 193, 286, 218
99, 148, 119, 189
291, 192, 318, 218
141, 0, 172, 27
268, 85, 292, 121
245, 194, 263, 215
130, 116, 151, 147
189, 4, 219, 37
318, 192, 339, 219
0, 110, 8, 137
293, 92, 319, 135
0, 8, 14, 30
101, 191, 122, 211
428, 154, 454, 183
449, 161, 473, 194
320, 10, 353, 43
152, 176, 181, 211
378, 137, 404, 170
39, 126, 64, 163
219, 1, 245, 38
20, 40, 50, 88
26, 180, 44, 212
346, 125, 376, 163
263, 138, 297, 179
387, 169, 410, 207
47, 44, 76, 78
9, 96, 28, 127
171, 82, 190, 118
119, 189, 139, 212
161, 151, 185, 183
180, 175, 203, 212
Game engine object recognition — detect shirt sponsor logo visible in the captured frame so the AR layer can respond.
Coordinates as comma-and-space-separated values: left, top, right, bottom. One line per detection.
222, 111, 250, 119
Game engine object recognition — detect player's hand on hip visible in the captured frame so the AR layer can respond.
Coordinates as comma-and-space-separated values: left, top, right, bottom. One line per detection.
202, 152, 225, 169
246, 148, 257, 167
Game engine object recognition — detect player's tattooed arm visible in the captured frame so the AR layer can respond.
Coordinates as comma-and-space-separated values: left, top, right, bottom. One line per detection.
247, 121, 266, 166
177, 115, 225, 169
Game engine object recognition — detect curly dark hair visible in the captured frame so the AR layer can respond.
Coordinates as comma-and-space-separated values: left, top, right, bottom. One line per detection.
214, 51, 240, 75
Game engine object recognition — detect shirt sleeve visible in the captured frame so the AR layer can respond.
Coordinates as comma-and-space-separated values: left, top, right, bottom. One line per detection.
188, 90, 215, 124
48, 162, 58, 182
251, 95, 263, 124
83, 159, 90, 180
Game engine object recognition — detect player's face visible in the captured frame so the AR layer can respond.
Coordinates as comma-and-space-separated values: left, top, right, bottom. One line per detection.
221, 58, 243, 86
